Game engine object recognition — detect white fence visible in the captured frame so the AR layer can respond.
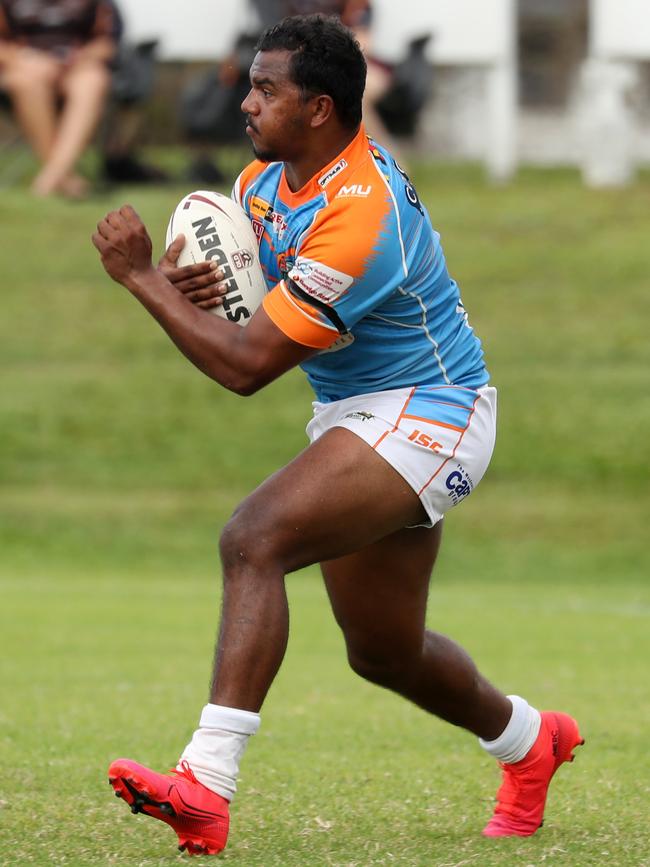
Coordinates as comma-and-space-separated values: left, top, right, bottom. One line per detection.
118, 0, 509, 64
117, 0, 650, 184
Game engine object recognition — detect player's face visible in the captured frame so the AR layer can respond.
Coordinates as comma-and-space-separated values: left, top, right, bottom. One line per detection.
241, 51, 312, 163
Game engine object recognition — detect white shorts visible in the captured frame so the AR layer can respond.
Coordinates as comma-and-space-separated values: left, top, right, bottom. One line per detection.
306, 384, 497, 527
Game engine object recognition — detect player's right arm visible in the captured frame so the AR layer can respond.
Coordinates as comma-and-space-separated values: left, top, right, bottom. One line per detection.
92, 205, 316, 395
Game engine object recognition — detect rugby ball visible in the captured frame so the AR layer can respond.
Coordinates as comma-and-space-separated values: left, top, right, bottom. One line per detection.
165, 190, 267, 326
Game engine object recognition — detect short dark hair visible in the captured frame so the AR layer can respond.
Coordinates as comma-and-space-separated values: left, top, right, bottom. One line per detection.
255, 14, 366, 130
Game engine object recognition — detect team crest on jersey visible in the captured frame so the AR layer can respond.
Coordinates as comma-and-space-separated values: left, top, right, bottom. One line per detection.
251, 219, 264, 244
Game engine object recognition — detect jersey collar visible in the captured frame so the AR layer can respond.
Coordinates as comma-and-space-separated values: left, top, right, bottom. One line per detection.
278, 124, 370, 206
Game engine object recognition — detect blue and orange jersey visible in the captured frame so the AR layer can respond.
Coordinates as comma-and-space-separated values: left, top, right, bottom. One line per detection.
232, 125, 489, 403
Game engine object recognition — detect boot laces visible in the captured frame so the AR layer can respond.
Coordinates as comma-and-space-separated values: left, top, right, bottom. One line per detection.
170, 760, 199, 784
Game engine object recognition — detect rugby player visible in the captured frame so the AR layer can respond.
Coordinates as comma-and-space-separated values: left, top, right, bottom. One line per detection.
92, 14, 583, 857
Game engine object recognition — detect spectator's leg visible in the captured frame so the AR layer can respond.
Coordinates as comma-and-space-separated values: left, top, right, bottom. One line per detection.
32, 59, 111, 197
2, 49, 61, 164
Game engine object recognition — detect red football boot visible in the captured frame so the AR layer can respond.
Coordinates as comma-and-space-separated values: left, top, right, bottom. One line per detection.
482, 711, 584, 837
109, 758, 229, 855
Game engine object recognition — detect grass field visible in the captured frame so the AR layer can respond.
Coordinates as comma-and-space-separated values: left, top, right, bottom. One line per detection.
1, 158, 649, 866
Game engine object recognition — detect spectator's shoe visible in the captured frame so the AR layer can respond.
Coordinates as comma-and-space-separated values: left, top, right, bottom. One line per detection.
103, 155, 170, 184
482, 711, 584, 837
109, 758, 229, 855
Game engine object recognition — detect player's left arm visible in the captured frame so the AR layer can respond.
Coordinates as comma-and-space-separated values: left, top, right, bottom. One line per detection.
92, 205, 316, 395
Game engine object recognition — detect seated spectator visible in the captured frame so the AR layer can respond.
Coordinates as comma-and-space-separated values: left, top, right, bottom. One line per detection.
180, 0, 399, 184
291, 0, 398, 152
0, 0, 120, 198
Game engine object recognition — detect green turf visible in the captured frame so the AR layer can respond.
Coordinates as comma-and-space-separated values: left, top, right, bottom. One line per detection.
1, 161, 649, 866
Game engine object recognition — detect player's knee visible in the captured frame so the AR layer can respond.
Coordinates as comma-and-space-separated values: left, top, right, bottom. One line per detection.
219, 512, 256, 572
218, 505, 282, 575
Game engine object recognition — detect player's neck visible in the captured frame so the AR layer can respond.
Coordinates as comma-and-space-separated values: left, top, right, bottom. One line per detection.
283, 126, 360, 193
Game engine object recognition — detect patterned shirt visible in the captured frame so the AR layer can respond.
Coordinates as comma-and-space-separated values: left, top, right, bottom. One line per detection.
0, 0, 119, 57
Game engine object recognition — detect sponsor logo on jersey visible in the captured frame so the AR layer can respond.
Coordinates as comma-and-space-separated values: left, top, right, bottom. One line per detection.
262, 207, 288, 239
445, 464, 474, 506
318, 159, 348, 188
232, 249, 254, 270
336, 184, 372, 198
289, 257, 353, 304
250, 196, 271, 219
190, 216, 252, 324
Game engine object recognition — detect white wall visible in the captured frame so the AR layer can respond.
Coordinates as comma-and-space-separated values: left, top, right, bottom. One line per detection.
591, 0, 650, 60
116, 0, 517, 179
117, 0, 243, 59
117, 0, 510, 63
373, 0, 512, 63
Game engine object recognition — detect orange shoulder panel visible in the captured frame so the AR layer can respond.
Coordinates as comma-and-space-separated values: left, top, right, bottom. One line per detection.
298, 168, 393, 281
263, 282, 339, 349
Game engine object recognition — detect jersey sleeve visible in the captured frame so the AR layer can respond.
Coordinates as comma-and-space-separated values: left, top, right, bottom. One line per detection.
262, 179, 408, 349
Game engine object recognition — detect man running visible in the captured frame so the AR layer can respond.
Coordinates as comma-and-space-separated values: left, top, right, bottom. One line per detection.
92, 14, 583, 857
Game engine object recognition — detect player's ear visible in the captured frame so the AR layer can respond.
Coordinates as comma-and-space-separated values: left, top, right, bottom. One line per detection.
310, 94, 335, 129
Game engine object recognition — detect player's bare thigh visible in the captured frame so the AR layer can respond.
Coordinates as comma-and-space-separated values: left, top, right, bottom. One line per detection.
220, 426, 428, 574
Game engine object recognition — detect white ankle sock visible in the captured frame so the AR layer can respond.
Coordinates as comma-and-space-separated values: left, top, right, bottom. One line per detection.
479, 695, 541, 764
179, 704, 261, 801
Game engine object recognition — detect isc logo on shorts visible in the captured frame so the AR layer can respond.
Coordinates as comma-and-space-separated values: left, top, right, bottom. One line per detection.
407, 428, 443, 453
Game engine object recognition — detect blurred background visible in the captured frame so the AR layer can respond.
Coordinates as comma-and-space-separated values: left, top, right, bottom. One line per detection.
2, 0, 650, 189
1, 2, 649, 865
78, 0, 650, 184
120, 0, 650, 185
